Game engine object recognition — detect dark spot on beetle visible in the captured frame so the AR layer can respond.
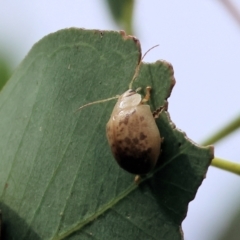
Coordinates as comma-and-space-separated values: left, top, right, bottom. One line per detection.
147, 148, 152, 153
119, 114, 130, 126
140, 116, 144, 122
111, 145, 116, 151
124, 137, 131, 144
132, 138, 139, 144
118, 140, 122, 144
139, 132, 147, 140
113, 147, 155, 174
123, 115, 129, 125
120, 127, 124, 132
111, 131, 158, 174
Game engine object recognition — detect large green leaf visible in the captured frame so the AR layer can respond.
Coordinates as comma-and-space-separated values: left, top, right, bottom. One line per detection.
0, 28, 213, 239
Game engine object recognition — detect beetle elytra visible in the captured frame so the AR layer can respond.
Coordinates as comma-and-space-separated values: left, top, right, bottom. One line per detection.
106, 86, 162, 174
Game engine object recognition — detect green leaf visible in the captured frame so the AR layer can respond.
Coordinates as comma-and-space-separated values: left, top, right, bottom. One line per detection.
106, 0, 134, 34
0, 28, 213, 239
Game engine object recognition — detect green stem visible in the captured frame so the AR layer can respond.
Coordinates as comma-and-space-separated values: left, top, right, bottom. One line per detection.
201, 115, 240, 174
123, 0, 134, 34
211, 158, 240, 175
202, 115, 240, 146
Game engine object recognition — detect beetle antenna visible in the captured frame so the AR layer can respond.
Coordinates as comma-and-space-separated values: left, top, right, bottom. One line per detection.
75, 95, 119, 112
129, 44, 159, 89
141, 44, 159, 62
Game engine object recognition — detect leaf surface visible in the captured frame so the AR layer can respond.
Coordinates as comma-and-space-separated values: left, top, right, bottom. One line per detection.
0, 28, 213, 240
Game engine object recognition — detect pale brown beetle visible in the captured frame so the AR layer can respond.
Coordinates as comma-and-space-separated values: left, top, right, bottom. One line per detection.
78, 45, 163, 177
106, 87, 161, 174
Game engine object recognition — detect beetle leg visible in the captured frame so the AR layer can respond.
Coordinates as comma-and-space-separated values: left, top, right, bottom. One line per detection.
141, 86, 151, 103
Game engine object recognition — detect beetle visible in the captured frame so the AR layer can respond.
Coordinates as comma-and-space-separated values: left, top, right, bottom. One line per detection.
106, 86, 161, 175
77, 45, 163, 177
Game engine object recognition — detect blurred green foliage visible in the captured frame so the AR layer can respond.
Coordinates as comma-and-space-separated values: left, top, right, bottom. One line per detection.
220, 208, 240, 240
106, 0, 134, 34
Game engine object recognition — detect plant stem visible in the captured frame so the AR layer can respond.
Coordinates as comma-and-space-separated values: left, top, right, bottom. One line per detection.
211, 158, 240, 175
201, 115, 240, 174
202, 115, 240, 145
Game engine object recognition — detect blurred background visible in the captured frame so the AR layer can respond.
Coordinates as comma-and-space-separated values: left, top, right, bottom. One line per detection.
1, 1, 240, 239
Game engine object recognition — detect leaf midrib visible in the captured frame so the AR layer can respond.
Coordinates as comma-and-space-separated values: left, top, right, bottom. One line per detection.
53, 146, 184, 240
